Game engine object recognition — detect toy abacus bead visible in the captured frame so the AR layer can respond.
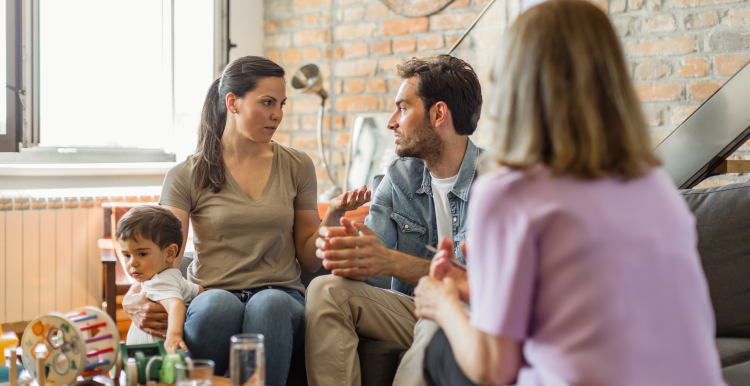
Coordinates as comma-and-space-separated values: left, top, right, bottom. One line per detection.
86, 348, 113, 357
69, 315, 97, 323
83, 360, 110, 371
21, 306, 120, 386
86, 335, 113, 344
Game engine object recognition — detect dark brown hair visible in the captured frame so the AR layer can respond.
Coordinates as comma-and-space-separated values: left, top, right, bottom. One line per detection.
487, 0, 660, 180
195, 56, 285, 193
115, 206, 184, 257
397, 55, 482, 136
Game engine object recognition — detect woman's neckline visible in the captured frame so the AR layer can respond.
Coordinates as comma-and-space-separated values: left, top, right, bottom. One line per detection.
222, 141, 279, 203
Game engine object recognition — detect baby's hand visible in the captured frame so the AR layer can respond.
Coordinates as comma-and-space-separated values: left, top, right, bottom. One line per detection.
165, 334, 189, 354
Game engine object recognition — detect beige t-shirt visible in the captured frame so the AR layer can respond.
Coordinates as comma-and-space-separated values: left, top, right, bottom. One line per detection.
160, 142, 317, 293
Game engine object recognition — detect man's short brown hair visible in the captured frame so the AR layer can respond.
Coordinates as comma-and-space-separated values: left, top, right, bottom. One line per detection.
115, 205, 184, 256
397, 55, 482, 136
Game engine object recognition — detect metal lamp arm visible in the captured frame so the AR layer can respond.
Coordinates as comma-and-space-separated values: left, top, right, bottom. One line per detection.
316, 97, 338, 187
445, 0, 498, 55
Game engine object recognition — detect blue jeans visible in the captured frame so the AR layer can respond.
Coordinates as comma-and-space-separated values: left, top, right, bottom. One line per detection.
183, 287, 306, 386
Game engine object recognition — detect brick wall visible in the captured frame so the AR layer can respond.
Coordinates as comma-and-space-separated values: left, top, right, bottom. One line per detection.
609, 0, 750, 187
264, 0, 750, 193
263, 0, 507, 194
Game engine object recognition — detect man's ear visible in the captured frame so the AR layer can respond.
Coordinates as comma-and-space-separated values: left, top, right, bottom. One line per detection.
165, 244, 179, 264
432, 101, 450, 128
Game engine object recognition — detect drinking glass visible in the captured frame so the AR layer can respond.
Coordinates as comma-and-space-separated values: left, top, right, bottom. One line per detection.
175, 359, 215, 386
230, 333, 265, 386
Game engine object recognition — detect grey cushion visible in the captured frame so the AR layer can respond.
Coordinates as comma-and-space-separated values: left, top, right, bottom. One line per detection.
681, 181, 750, 338
717, 337, 750, 368
722, 359, 750, 386
180, 251, 193, 279
359, 338, 409, 386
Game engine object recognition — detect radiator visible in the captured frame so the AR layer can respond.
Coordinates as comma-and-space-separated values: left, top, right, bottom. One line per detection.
0, 188, 160, 324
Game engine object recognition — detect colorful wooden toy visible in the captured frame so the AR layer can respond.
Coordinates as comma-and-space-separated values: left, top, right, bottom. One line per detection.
118, 341, 185, 386
20, 307, 119, 386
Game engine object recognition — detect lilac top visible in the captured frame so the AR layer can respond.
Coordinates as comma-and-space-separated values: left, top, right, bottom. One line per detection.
468, 166, 725, 386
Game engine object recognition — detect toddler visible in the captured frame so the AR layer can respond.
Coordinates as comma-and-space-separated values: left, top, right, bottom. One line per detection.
117, 205, 204, 353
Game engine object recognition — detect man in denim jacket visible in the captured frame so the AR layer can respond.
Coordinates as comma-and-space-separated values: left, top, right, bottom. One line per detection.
305, 55, 483, 386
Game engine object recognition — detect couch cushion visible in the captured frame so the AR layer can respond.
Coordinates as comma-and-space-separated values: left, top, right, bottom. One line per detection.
722, 358, 750, 386
180, 252, 194, 279
359, 337, 409, 386
681, 181, 750, 338
717, 337, 750, 368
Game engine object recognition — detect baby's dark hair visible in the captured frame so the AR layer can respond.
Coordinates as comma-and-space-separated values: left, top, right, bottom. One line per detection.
115, 205, 183, 257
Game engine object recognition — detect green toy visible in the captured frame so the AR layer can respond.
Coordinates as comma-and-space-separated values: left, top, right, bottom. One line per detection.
117, 341, 186, 386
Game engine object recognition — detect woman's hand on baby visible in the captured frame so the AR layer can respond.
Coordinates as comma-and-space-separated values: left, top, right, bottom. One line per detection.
330, 185, 371, 212
122, 292, 168, 338
165, 334, 189, 354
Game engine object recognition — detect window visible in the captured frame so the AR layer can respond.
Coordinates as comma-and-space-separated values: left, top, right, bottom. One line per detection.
0, 3, 6, 136
173, 0, 216, 159
40, 1, 168, 149
0, 0, 21, 152
1, 0, 215, 157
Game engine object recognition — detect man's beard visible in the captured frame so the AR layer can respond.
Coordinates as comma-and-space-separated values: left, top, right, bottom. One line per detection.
395, 116, 443, 165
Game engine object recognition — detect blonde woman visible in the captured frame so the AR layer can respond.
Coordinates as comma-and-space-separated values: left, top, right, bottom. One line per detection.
414, 1, 726, 385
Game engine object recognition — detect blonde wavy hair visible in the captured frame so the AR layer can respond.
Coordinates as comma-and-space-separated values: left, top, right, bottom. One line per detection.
486, 0, 660, 180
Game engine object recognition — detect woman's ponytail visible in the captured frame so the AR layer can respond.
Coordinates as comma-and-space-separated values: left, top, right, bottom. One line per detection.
194, 77, 227, 193
193, 56, 285, 193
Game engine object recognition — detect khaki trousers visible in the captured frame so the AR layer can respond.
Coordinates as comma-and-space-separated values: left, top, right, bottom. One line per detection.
305, 275, 439, 386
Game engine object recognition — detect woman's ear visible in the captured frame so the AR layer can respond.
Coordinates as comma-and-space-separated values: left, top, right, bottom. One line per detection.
225, 92, 237, 114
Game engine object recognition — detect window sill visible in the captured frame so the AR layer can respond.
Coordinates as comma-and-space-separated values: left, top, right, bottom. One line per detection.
0, 162, 177, 176
0, 146, 176, 164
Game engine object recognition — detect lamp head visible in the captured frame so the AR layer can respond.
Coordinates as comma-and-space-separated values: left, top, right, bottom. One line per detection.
291, 63, 328, 100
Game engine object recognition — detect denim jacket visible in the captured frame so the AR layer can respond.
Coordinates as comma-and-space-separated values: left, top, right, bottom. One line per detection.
364, 139, 482, 296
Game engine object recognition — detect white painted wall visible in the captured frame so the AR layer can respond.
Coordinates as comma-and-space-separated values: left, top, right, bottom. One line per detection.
229, 0, 264, 61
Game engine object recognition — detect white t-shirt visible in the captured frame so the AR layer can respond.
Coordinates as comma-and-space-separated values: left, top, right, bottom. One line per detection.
126, 268, 202, 345
431, 174, 458, 244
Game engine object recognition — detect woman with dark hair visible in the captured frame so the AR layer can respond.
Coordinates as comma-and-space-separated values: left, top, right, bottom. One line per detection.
123, 56, 369, 385
414, 1, 725, 385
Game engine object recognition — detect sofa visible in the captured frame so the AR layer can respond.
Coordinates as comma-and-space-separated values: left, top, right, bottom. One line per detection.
681, 180, 750, 385
179, 254, 407, 386
172, 179, 750, 386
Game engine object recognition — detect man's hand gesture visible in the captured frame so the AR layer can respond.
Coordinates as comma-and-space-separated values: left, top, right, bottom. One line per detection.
316, 217, 395, 281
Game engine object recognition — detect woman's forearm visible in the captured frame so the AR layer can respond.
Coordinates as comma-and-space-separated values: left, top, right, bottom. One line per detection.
294, 208, 330, 273
441, 312, 494, 385
300, 206, 345, 264
440, 307, 522, 386
321, 205, 346, 227
298, 231, 323, 272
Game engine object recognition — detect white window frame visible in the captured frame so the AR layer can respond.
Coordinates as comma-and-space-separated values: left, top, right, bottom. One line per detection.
1, 0, 231, 164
